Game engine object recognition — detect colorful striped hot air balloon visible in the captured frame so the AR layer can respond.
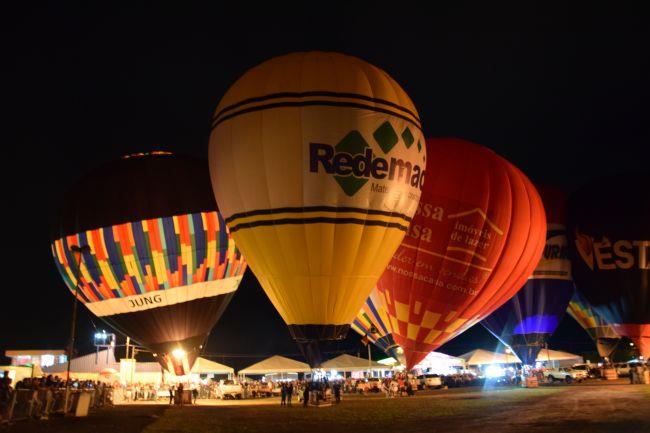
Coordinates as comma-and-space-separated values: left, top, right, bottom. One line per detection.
569, 173, 649, 359
378, 138, 547, 370
52, 153, 247, 375
567, 291, 620, 359
482, 186, 575, 366
209, 51, 425, 367
351, 289, 402, 362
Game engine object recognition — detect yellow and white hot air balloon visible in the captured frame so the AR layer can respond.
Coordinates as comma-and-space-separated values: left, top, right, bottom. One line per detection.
209, 51, 426, 366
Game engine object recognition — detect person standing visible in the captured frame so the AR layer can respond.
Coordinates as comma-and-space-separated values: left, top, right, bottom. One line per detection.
286, 382, 293, 406
302, 382, 310, 408
333, 382, 341, 404
629, 364, 637, 384
168, 384, 174, 405
177, 382, 184, 406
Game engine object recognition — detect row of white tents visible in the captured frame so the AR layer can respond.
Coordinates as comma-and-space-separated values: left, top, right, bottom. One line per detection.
32, 347, 583, 384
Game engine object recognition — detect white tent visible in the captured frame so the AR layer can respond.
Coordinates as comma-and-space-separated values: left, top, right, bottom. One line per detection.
321, 354, 386, 372
239, 355, 311, 375
414, 351, 464, 374
535, 349, 582, 367
459, 349, 519, 366
191, 358, 234, 375
460, 348, 583, 367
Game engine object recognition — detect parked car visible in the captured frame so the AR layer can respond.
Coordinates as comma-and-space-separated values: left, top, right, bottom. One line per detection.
416, 374, 443, 389
614, 361, 646, 377
216, 379, 243, 399
543, 367, 587, 383
571, 363, 597, 378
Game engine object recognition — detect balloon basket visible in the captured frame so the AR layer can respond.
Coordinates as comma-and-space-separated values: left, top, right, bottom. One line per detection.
521, 376, 539, 388
602, 368, 618, 380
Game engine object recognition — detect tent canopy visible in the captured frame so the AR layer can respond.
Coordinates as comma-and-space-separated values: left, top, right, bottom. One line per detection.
460, 348, 582, 365
191, 357, 234, 374
321, 354, 385, 371
536, 349, 582, 363
239, 355, 311, 375
459, 349, 519, 366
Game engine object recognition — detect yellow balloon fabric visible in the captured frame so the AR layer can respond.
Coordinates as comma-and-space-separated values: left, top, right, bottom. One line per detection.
209, 52, 425, 340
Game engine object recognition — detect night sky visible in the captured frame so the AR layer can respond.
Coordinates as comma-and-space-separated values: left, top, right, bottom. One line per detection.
4, 4, 648, 370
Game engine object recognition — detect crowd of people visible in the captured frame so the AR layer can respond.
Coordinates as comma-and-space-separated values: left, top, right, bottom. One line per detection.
0, 372, 113, 423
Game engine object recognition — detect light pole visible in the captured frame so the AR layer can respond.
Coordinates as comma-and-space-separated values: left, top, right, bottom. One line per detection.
505, 347, 512, 383
65, 244, 90, 412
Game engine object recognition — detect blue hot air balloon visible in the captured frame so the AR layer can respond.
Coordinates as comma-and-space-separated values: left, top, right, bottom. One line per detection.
482, 186, 574, 366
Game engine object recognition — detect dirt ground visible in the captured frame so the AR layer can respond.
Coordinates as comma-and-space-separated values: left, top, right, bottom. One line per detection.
4, 382, 649, 433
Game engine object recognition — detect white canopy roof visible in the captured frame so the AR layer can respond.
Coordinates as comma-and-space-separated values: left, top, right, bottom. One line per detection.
321, 354, 386, 372
536, 349, 582, 362
459, 349, 518, 365
191, 357, 234, 374
239, 355, 311, 375
460, 348, 582, 365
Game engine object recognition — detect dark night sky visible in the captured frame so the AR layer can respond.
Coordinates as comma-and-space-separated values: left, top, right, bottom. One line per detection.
4, 4, 649, 370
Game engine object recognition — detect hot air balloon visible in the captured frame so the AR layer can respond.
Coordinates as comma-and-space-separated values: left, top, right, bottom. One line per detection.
52, 152, 247, 375
208, 51, 426, 366
377, 138, 546, 370
569, 173, 649, 359
351, 289, 402, 362
482, 186, 574, 366
567, 291, 620, 359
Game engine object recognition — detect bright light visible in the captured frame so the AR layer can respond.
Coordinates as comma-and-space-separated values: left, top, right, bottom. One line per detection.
485, 365, 505, 378
172, 348, 186, 359
630, 342, 634, 346
41, 354, 55, 367
505, 347, 511, 354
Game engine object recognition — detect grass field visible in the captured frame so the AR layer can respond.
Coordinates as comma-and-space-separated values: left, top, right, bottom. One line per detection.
142, 384, 650, 433
8, 383, 650, 433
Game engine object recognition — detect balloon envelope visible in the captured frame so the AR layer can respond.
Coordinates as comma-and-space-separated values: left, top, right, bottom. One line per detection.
208, 52, 426, 366
52, 153, 247, 374
482, 187, 574, 366
567, 291, 620, 358
569, 173, 649, 359
351, 288, 402, 362
378, 138, 546, 369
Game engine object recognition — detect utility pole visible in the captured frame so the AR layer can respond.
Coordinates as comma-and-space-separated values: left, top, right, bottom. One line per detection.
65, 244, 90, 412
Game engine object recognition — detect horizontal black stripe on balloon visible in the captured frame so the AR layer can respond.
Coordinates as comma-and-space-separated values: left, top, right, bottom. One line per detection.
225, 205, 412, 226
211, 100, 422, 131
229, 217, 408, 233
95, 291, 236, 349
213, 91, 421, 125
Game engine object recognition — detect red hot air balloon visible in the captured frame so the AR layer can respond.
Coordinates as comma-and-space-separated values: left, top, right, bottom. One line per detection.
378, 138, 547, 369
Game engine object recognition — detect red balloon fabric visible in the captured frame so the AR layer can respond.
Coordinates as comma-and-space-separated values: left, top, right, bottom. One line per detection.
377, 138, 547, 369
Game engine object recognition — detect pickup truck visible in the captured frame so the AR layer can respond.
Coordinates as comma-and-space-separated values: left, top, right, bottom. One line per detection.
543, 367, 587, 383
216, 380, 243, 399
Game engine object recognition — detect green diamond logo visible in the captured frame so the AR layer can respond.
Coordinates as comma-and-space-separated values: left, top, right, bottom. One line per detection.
334, 176, 368, 197
401, 127, 414, 148
334, 131, 369, 196
336, 130, 368, 154
373, 121, 398, 153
